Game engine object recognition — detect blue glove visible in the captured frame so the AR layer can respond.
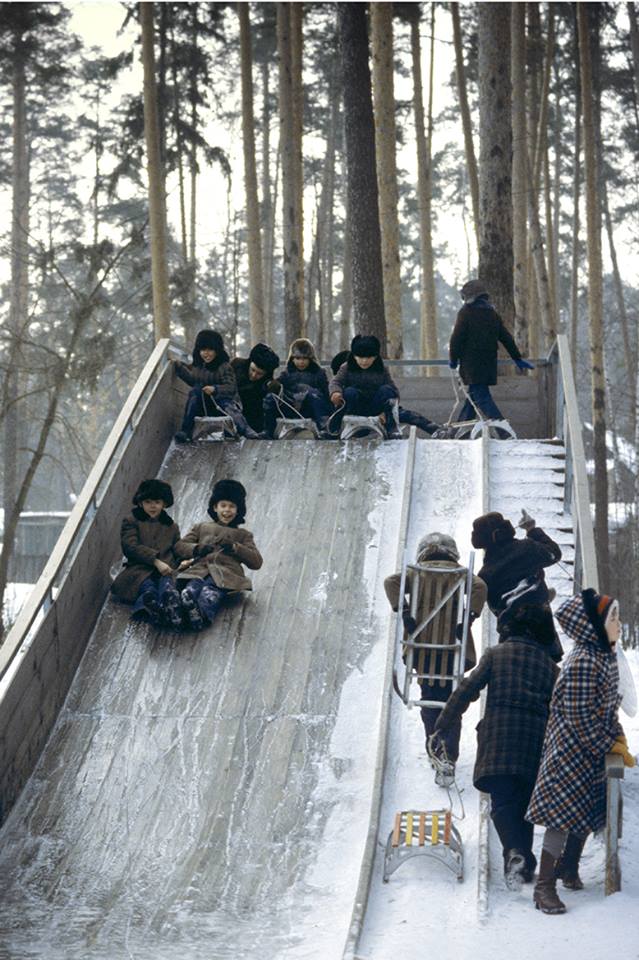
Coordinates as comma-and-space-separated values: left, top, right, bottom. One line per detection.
515, 359, 534, 371
449, 360, 458, 370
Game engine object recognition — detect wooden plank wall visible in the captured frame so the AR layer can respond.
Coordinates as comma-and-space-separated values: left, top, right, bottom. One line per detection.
0, 363, 178, 825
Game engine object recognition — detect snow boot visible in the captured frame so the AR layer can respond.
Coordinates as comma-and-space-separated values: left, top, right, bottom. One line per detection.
522, 850, 537, 883
533, 850, 566, 914
174, 430, 191, 444
504, 849, 527, 891
181, 591, 205, 631
162, 587, 185, 630
555, 834, 586, 890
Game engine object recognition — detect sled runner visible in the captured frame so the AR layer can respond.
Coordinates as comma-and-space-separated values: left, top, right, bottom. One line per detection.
192, 394, 238, 442
339, 415, 387, 441
269, 393, 320, 439
383, 809, 463, 882
438, 370, 517, 440
392, 553, 475, 709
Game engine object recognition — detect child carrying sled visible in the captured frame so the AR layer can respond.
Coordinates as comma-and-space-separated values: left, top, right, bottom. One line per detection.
111, 479, 190, 629
175, 479, 263, 630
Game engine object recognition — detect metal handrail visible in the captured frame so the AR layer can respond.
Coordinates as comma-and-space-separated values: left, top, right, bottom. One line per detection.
0, 338, 171, 682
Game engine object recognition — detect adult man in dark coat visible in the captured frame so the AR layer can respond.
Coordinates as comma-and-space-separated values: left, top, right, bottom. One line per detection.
435, 603, 559, 889
231, 342, 280, 434
448, 279, 533, 422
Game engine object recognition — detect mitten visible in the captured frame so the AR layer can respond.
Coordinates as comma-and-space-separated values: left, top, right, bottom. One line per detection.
448, 360, 458, 370
402, 609, 417, 635
611, 736, 636, 768
518, 508, 536, 531
515, 358, 535, 371
194, 543, 215, 559
219, 541, 236, 555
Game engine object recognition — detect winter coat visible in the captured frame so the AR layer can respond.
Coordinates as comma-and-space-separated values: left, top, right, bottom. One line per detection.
174, 356, 239, 403
277, 363, 330, 408
526, 594, 623, 834
449, 300, 522, 385
436, 634, 559, 790
231, 358, 279, 431
328, 357, 398, 401
111, 507, 181, 603
478, 527, 561, 615
384, 560, 487, 675
175, 519, 263, 593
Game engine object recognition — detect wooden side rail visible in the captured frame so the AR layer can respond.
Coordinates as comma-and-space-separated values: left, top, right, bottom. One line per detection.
605, 753, 625, 895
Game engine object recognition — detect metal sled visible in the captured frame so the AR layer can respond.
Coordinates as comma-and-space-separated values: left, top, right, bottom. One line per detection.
339, 415, 387, 441
383, 809, 463, 882
453, 417, 517, 440
192, 415, 237, 441
392, 554, 475, 710
274, 417, 319, 440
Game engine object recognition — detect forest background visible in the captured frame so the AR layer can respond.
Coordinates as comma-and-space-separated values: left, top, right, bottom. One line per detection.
0, 1, 638, 644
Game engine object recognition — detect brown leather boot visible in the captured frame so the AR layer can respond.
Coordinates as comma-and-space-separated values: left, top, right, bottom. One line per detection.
555, 834, 586, 890
533, 849, 566, 914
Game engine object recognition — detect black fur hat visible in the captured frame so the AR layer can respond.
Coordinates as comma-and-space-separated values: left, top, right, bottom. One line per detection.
133, 478, 174, 508
471, 512, 515, 549
208, 479, 246, 525
498, 602, 557, 648
249, 342, 280, 374
350, 334, 381, 358
192, 329, 228, 366
331, 349, 350, 375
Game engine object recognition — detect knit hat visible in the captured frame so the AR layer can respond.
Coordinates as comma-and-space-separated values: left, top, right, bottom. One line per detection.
288, 338, 317, 363
208, 479, 246, 525
582, 588, 618, 644
133, 478, 174, 508
498, 602, 559, 651
460, 279, 488, 302
330, 350, 349, 375
249, 342, 280, 374
471, 512, 515, 549
416, 532, 460, 563
350, 334, 381, 358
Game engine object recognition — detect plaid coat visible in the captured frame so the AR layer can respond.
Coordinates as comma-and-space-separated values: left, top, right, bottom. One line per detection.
526, 594, 623, 834
435, 634, 559, 791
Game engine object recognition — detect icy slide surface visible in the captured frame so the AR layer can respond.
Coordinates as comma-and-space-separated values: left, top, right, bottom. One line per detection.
0, 439, 407, 960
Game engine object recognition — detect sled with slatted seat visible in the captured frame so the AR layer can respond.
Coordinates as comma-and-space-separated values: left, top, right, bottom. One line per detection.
383, 809, 463, 881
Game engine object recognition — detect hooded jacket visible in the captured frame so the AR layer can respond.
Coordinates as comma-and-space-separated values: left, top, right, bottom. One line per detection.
526, 593, 623, 834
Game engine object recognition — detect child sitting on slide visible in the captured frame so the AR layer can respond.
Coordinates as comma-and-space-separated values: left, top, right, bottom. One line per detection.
263, 338, 331, 437
173, 329, 249, 441
111, 479, 190, 629
175, 479, 263, 630
328, 334, 401, 438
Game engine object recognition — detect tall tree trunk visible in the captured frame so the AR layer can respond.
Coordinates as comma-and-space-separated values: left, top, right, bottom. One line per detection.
477, 5, 514, 326
189, 5, 198, 268
540, 6, 558, 332
170, 12, 188, 263
570, 6, 581, 369
318, 58, 339, 357
261, 57, 273, 343
1, 30, 29, 631
340, 133, 353, 351
371, 2, 402, 359
410, 5, 438, 369
511, 3, 528, 353
140, 2, 171, 340
603, 181, 636, 439
628, 3, 639, 111
338, 2, 386, 347
290, 2, 304, 334
451, 2, 479, 247
277, 3, 303, 344
238, 3, 265, 343
578, 5, 609, 589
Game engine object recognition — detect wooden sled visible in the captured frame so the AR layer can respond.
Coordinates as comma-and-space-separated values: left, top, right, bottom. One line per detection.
383, 809, 463, 882
192, 415, 238, 441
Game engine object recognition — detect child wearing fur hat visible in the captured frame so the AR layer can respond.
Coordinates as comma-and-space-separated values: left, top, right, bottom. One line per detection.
330, 350, 443, 437
472, 511, 561, 613
328, 335, 401, 438
174, 479, 263, 630
111, 479, 190, 629
384, 532, 487, 782
449, 279, 533, 423
231, 343, 281, 435
262, 338, 331, 437
526, 590, 636, 914
173, 329, 254, 441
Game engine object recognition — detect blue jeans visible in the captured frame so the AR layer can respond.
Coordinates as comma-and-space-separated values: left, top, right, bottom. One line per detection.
332, 384, 399, 432
181, 386, 250, 437
180, 576, 229, 622
263, 388, 332, 437
458, 384, 504, 421
132, 574, 178, 621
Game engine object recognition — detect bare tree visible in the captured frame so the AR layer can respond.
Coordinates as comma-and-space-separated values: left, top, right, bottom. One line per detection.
511, 3, 528, 353
451, 2, 479, 246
